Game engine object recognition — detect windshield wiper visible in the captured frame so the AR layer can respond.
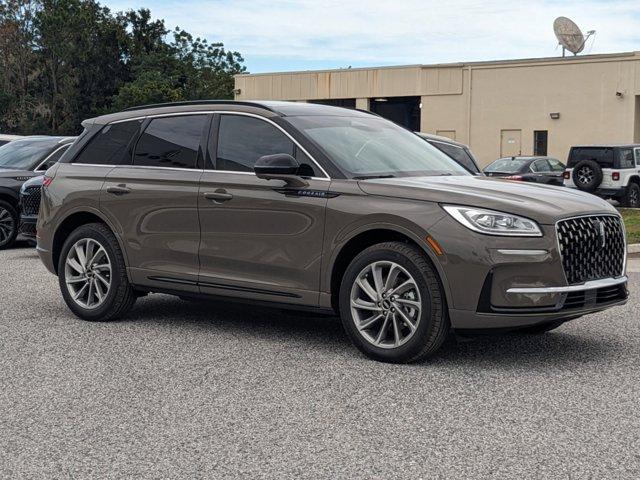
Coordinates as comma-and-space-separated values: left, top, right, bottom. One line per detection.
353, 174, 396, 180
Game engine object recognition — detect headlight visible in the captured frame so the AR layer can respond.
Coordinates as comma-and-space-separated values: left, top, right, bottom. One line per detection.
442, 205, 542, 237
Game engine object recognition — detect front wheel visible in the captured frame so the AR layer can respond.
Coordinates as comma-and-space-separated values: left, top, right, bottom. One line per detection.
339, 242, 449, 363
0, 200, 18, 250
58, 223, 136, 321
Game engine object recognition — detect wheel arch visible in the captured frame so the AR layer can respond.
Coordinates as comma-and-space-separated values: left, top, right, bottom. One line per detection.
327, 225, 451, 313
52, 209, 129, 276
0, 188, 19, 208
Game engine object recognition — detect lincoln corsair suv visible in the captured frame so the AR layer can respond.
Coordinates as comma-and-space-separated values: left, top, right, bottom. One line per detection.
36, 101, 628, 363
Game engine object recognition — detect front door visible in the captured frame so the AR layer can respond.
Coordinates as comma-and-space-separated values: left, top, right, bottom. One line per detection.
100, 114, 209, 292
500, 129, 521, 157
198, 113, 330, 305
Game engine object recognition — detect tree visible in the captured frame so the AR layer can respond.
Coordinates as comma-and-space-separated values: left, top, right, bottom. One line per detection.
0, 2, 246, 135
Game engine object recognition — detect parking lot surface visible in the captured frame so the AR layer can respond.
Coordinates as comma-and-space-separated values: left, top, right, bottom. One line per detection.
1, 243, 639, 479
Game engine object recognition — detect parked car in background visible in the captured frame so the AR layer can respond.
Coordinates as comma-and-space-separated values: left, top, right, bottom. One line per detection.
484, 156, 566, 185
36, 101, 628, 363
0, 136, 75, 249
416, 133, 482, 174
563, 144, 640, 207
0, 134, 24, 146
19, 175, 45, 240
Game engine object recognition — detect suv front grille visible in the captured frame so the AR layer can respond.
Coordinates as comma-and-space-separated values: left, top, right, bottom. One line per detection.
20, 186, 42, 216
556, 215, 625, 285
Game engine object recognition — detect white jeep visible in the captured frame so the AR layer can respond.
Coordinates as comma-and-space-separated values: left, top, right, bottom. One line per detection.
563, 145, 640, 208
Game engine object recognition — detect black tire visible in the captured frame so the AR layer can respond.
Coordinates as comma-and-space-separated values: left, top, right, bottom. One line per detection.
572, 159, 603, 191
621, 183, 640, 208
339, 241, 449, 363
0, 199, 19, 250
58, 222, 136, 321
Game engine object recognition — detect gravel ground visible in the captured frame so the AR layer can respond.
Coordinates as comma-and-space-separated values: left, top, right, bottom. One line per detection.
1, 242, 639, 479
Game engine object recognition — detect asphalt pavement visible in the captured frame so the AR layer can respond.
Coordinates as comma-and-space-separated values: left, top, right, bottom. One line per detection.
1, 242, 639, 479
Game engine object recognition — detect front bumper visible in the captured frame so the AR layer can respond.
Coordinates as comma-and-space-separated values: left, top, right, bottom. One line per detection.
450, 276, 628, 330
19, 215, 37, 238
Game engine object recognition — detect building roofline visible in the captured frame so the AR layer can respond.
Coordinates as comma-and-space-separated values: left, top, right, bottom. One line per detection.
236, 51, 640, 77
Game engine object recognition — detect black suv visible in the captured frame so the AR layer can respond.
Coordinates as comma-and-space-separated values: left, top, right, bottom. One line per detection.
563, 144, 640, 207
0, 136, 75, 249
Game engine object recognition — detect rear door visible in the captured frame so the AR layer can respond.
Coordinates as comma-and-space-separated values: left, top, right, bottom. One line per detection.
197, 113, 330, 305
100, 114, 209, 292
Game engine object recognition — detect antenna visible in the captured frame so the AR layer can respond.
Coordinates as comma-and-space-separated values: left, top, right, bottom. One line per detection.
553, 17, 595, 56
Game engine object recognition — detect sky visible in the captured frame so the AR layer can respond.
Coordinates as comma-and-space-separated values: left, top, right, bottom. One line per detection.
104, 0, 640, 73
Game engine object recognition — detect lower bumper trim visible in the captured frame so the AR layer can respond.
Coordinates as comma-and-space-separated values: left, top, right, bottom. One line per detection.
506, 276, 627, 294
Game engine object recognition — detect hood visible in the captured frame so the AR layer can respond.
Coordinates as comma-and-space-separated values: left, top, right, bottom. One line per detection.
357, 175, 617, 224
0, 169, 37, 178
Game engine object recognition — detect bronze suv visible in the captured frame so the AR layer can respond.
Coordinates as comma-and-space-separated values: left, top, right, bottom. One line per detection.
36, 101, 628, 362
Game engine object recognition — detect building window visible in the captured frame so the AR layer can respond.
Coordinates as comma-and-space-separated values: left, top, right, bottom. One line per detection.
534, 130, 548, 156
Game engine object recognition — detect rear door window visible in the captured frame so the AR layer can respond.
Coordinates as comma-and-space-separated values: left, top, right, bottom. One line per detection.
618, 148, 635, 169
134, 115, 207, 169
74, 120, 142, 165
567, 148, 613, 168
634, 148, 640, 167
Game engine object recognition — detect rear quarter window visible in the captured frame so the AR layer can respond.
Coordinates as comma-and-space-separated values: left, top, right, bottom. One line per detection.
567, 147, 613, 168
73, 120, 143, 165
618, 149, 635, 169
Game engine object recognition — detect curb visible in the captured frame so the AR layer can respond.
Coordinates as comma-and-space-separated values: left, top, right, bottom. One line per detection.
629, 244, 640, 256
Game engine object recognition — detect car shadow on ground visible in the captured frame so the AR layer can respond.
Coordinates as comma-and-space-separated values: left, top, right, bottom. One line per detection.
125, 294, 621, 369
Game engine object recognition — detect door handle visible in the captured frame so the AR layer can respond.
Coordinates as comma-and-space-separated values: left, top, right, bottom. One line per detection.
204, 190, 233, 202
106, 185, 131, 195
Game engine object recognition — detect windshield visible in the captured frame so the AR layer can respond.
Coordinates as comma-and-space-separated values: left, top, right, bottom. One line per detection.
287, 116, 470, 178
485, 158, 529, 173
0, 138, 57, 170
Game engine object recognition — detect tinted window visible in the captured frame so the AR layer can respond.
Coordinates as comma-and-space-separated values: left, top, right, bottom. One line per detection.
635, 149, 640, 167
548, 158, 566, 172
134, 115, 206, 169
36, 144, 70, 171
75, 120, 142, 165
530, 159, 550, 172
485, 158, 529, 174
618, 148, 634, 169
568, 148, 613, 168
430, 142, 479, 173
217, 115, 294, 172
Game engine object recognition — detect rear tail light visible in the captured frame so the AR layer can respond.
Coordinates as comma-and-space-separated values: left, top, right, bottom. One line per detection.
612, 172, 620, 181
504, 175, 523, 181
42, 176, 53, 187
563, 171, 570, 179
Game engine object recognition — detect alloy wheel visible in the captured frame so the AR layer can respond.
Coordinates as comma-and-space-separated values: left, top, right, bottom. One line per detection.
630, 188, 639, 207
350, 261, 423, 349
0, 206, 16, 247
577, 166, 594, 185
64, 238, 112, 309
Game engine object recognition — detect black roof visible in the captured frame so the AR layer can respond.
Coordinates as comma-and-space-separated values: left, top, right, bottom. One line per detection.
85, 100, 373, 126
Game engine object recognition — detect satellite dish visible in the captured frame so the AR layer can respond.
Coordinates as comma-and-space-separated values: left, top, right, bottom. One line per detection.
554, 17, 594, 56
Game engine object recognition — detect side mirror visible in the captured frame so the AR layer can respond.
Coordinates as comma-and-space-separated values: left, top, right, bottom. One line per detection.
254, 153, 308, 188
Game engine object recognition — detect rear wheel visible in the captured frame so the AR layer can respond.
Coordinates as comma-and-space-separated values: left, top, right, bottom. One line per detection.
339, 242, 449, 363
0, 200, 18, 250
58, 223, 136, 321
622, 183, 640, 208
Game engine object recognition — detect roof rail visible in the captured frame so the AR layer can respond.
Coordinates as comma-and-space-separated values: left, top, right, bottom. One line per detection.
123, 100, 277, 112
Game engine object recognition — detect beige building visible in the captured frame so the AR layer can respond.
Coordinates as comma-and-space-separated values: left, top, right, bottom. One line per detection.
234, 51, 640, 167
